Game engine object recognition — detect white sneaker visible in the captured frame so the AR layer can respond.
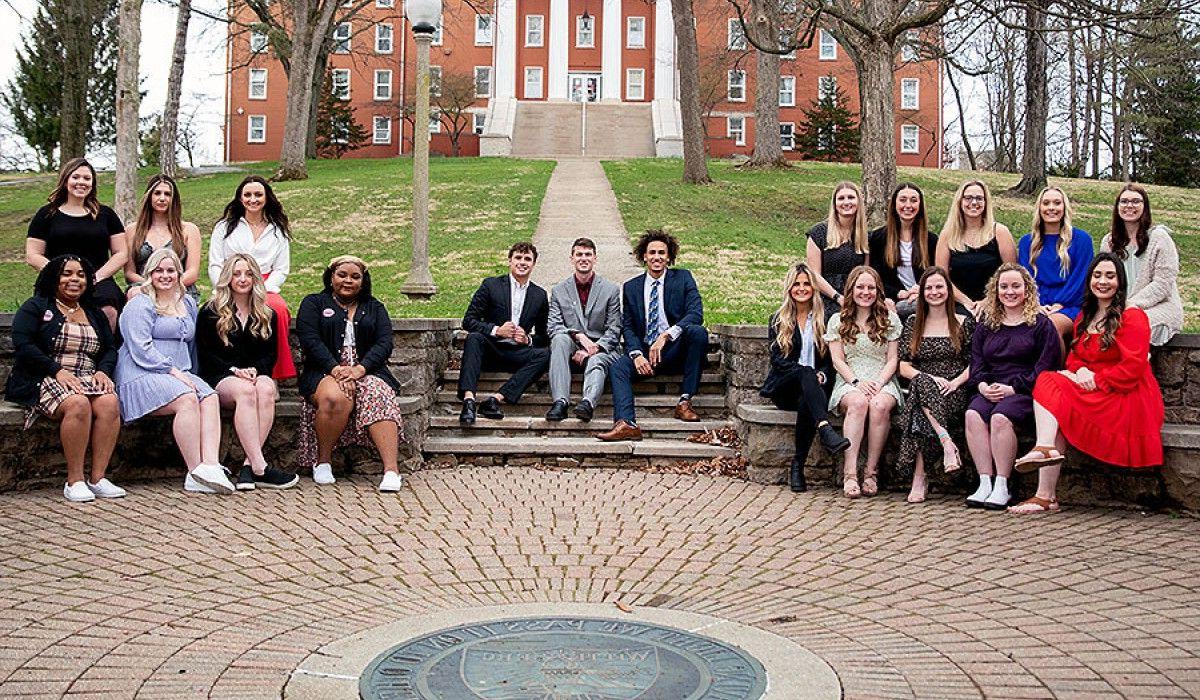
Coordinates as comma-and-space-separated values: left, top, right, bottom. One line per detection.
184, 473, 217, 493
189, 463, 235, 495
87, 478, 127, 499
379, 471, 403, 492
312, 463, 335, 485
64, 481, 95, 502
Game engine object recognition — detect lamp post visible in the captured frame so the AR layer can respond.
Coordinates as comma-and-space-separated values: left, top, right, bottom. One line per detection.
401, 0, 442, 299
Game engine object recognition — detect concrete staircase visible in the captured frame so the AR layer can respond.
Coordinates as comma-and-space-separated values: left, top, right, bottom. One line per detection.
509, 102, 655, 158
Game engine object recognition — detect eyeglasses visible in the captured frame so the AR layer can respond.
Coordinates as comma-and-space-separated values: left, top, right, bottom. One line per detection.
1118, 198, 1143, 207
962, 195, 986, 204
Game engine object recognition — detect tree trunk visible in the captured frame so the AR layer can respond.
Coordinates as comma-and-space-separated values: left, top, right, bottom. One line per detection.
745, 0, 787, 168
159, 0, 190, 178
946, 65, 976, 170
669, 0, 711, 184
1011, 0, 1048, 195
851, 42, 896, 225
113, 0, 141, 225
306, 43, 331, 160
57, 0, 93, 161
1066, 22, 1081, 175
276, 0, 339, 181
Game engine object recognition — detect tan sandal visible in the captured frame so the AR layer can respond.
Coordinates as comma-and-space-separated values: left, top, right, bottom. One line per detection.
1014, 446, 1065, 473
1007, 496, 1060, 514
861, 474, 878, 497
843, 478, 861, 499
938, 433, 961, 473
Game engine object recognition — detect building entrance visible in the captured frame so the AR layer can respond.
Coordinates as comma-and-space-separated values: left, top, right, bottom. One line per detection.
568, 73, 601, 103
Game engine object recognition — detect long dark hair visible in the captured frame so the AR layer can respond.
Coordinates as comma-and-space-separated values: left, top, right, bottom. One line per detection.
909, 266, 962, 357
47, 157, 101, 218
131, 174, 186, 260
1108, 183, 1152, 258
1074, 252, 1127, 352
218, 175, 290, 239
34, 254, 97, 304
884, 182, 930, 269
322, 255, 373, 300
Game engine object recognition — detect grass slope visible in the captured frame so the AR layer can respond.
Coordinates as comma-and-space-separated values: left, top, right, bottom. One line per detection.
604, 159, 1200, 329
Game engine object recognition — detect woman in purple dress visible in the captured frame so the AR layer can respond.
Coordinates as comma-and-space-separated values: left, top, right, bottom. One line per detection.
963, 263, 1062, 510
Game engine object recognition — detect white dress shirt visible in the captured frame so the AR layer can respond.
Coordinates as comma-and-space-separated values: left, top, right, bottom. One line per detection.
492, 274, 530, 345
209, 218, 291, 294
798, 313, 816, 369
642, 272, 681, 343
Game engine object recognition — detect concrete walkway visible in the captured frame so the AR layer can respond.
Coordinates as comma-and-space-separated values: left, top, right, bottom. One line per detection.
530, 158, 642, 288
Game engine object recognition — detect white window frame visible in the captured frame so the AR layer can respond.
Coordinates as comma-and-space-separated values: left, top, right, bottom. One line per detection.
727, 116, 745, 146
373, 116, 391, 144
728, 19, 747, 50
901, 78, 919, 110
779, 29, 797, 59
333, 22, 351, 53
474, 66, 492, 98
780, 122, 795, 151
475, 14, 493, 45
626, 68, 645, 100
901, 30, 919, 61
248, 68, 267, 100
576, 15, 594, 47
524, 66, 544, 99
431, 23, 443, 45
525, 15, 544, 47
247, 115, 266, 143
818, 75, 837, 102
900, 124, 920, 153
627, 16, 646, 48
779, 75, 795, 107
429, 65, 442, 97
331, 68, 351, 100
727, 70, 746, 102
250, 29, 268, 53
375, 24, 393, 53
473, 112, 487, 135
376, 0, 394, 6
819, 29, 837, 60
429, 114, 441, 133
374, 69, 392, 100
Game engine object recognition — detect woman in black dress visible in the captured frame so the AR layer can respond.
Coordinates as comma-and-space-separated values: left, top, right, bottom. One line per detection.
869, 183, 938, 319
124, 174, 203, 301
935, 180, 1017, 317
806, 181, 868, 321
25, 158, 128, 330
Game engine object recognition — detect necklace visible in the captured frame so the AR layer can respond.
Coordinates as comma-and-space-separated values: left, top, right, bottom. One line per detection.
55, 298, 81, 314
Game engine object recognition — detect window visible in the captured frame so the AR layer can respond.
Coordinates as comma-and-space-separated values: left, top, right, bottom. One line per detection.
901, 30, 919, 61
373, 116, 391, 144
728, 19, 747, 50
627, 16, 646, 48
524, 66, 543, 99
901, 78, 919, 110
727, 116, 745, 146
331, 69, 350, 100
779, 75, 795, 107
626, 68, 645, 100
779, 29, 796, 59
526, 15, 544, 46
333, 23, 351, 53
819, 29, 837, 60
376, 0, 394, 6
429, 66, 442, 96
475, 14, 493, 45
780, 122, 795, 151
473, 112, 487, 135
432, 23, 443, 45
818, 75, 837, 102
374, 69, 392, 100
474, 66, 492, 98
429, 114, 441, 133
250, 29, 268, 53
247, 115, 266, 143
376, 24, 393, 53
727, 70, 746, 102
576, 15, 594, 47
248, 68, 267, 100
901, 124, 919, 153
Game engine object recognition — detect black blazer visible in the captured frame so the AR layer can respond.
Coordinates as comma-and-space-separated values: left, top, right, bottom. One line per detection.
868, 226, 939, 301
622, 268, 704, 356
195, 305, 279, 386
759, 313, 833, 399
295, 292, 400, 398
4, 296, 117, 407
462, 275, 549, 348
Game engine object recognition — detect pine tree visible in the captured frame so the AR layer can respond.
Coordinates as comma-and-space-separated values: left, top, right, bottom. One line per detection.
2, 8, 63, 170
796, 78, 860, 162
1128, 14, 1200, 187
314, 70, 369, 159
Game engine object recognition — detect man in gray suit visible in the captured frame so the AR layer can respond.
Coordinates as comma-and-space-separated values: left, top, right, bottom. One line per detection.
545, 238, 623, 421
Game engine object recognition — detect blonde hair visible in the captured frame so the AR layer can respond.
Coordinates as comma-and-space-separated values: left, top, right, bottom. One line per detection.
941, 180, 997, 252
771, 263, 827, 358
980, 263, 1040, 329
208, 253, 273, 345
1028, 186, 1076, 277
837, 266, 891, 345
823, 181, 868, 253
141, 248, 186, 315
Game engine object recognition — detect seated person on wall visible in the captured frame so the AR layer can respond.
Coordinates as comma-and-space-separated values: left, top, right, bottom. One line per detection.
1017, 186, 1094, 345
457, 242, 550, 425
295, 256, 407, 493
545, 237, 623, 423
868, 182, 939, 320
759, 263, 850, 494
5, 255, 124, 502
1010, 253, 1165, 514
597, 230, 708, 442
197, 254, 297, 491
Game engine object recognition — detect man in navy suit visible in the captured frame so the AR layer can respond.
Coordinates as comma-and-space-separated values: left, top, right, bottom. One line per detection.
596, 230, 708, 441
458, 242, 550, 424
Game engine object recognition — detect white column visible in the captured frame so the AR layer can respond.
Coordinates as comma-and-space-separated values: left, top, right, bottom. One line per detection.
548, 0, 569, 100
601, 0, 622, 101
653, 0, 675, 100
494, 0, 517, 98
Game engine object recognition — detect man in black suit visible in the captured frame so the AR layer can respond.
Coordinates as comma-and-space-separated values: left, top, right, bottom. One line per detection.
458, 242, 551, 424
597, 230, 708, 442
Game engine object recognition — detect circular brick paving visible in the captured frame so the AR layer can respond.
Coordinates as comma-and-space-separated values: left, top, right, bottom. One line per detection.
0, 467, 1198, 698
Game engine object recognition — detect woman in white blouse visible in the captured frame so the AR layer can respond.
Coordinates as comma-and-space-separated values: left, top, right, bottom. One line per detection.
208, 176, 297, 379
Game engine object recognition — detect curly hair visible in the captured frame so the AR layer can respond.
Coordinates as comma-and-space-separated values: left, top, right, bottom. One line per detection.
979, 262, 1040, 329
771, 262, 827, 358
837, 266, 891, 345
634, 229, 679, 265
34, 254, 97, 303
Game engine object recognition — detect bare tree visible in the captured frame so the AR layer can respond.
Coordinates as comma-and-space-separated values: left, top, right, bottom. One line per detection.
433, 71, 480, 157
671, 0, 713, 183
159, 0, 191, 178
745, 0, 786, 167
114, 0, 142, 224
1011, 0, 1048, 194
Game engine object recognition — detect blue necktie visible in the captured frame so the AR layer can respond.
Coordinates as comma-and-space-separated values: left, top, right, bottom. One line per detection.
645, 280, 661, 346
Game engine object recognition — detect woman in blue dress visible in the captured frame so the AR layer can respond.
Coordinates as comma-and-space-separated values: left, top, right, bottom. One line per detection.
1018, 186, 1093, 345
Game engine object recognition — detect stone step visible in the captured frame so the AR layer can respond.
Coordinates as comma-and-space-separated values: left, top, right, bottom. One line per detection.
449, 329, 723, 353
440, 370, 724, 394
432, 391, 727, 418
423, 436, 735, 461
429, 415, 732, 439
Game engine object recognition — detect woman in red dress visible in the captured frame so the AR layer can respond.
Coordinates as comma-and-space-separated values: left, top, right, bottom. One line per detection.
1009, 252, 1164, 513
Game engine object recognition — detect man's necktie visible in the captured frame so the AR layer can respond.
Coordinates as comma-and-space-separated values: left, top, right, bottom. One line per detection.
645, 280, 661, 346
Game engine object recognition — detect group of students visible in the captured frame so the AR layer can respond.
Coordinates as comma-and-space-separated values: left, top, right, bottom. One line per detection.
770, 179, 1177, 512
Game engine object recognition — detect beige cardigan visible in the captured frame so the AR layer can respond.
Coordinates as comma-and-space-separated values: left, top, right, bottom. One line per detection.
1100, 224, 1183, 344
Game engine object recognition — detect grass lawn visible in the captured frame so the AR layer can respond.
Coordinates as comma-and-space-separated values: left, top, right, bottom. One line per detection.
604, 159, 1200, 329
0, 157, 554, 316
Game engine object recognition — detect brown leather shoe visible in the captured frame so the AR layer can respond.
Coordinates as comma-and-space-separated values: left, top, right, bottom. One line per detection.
674, 400, 700, 422
595, 420, 643, 442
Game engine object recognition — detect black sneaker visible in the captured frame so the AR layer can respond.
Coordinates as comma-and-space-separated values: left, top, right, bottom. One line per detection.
254, 465, 300, 490
236, 465, 256, 491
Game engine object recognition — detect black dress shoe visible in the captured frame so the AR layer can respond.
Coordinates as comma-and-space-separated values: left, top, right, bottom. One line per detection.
789, 457, 808, 493
459, 399, 477, 425
545, 399, 569, 421
573, 400, 594, 422
818, 424, 851, 455
478, 396, 504, 419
